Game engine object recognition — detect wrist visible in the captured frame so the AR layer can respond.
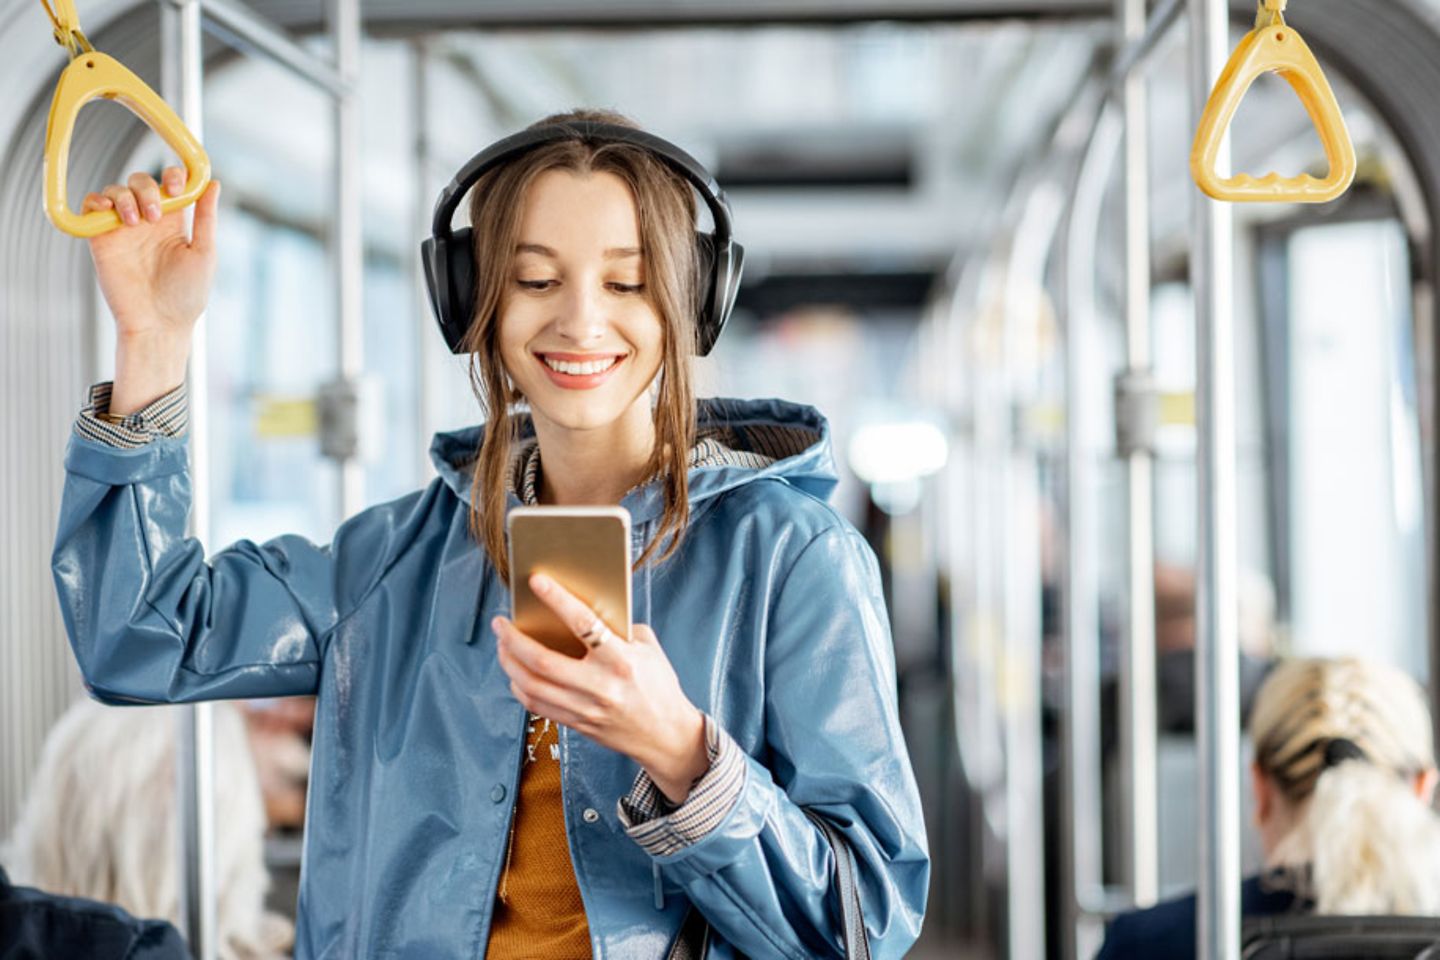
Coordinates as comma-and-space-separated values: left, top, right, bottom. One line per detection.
113, 332, 190, 416
643, 706, 709, 806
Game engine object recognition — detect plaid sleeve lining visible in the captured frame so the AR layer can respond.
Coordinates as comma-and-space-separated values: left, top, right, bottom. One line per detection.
75, 381, 188, 449
616, 712, 745, 857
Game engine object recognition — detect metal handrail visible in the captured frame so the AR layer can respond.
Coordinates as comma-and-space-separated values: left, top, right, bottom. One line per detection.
167, 0, 349, 96
1190, 0, 1242, 955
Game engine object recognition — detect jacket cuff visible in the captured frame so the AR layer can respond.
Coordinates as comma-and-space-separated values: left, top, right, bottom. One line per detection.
616, 712, 745, 856
75, 381, 188, 449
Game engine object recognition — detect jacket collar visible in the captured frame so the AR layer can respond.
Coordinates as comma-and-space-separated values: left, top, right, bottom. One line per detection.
427, 396, 839, 522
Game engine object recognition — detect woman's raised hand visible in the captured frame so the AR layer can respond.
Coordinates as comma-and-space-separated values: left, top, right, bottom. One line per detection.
81, 166, 221, 415
82, 166, 221, 341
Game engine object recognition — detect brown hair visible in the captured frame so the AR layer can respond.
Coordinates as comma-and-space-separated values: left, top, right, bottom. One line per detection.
461, 109, 699, 583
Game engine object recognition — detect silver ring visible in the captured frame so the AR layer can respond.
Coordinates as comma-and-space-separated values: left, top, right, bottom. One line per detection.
578, 613, 609, 650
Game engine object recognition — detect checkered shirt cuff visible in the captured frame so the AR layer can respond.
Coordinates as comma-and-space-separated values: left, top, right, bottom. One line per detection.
75, 381, 188, 448
616, 712, 745, 857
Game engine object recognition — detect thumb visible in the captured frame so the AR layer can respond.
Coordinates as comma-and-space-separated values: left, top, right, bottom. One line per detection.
190, 179, 221, 254
632, 623, 661, 646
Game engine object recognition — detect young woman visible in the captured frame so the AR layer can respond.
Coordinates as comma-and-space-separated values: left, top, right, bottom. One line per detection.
1096, 655, 1440, 958
53, 109, 930, 958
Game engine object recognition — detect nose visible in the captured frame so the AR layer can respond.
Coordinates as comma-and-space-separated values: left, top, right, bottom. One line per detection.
552, 280, 607, 345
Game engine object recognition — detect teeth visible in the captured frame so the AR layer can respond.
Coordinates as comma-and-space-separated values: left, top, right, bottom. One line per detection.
543, 356, 618, 376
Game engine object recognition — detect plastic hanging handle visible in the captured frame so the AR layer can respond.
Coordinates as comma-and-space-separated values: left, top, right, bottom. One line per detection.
42, 50, 211, 238
1189, 13, 1357, 203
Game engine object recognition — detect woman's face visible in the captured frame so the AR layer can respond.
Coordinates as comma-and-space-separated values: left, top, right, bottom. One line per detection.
498, 168, 664, 436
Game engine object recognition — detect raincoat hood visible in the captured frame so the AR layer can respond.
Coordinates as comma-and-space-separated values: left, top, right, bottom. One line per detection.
427, 396, 841, 519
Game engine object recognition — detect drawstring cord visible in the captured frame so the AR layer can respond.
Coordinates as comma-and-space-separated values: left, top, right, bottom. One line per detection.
497, 712, 549, 904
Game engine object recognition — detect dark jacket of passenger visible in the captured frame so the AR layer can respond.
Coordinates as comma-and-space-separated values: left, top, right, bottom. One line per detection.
1095, 874, 1301, 960
0, 866, 188, 960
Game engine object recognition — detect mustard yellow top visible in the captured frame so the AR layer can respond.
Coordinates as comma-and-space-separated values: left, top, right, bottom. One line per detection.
485, 713, 591, 958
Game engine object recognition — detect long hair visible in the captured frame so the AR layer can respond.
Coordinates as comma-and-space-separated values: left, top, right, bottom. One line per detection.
462, 109, 699, 584
3, 699, 292, 959
1250, 656, 1440, 914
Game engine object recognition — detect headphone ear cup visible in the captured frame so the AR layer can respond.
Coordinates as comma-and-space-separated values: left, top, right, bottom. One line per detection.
694, 231, 717, 354
699, 239, 743, 357
421, 228, 478, 354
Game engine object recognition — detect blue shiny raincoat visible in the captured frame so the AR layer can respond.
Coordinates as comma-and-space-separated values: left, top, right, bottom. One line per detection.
53, 396, 931, 959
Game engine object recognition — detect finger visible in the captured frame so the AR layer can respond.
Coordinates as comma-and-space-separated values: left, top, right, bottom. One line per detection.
127, 171, 163, 223
498, 642, 595, 725
81, 192, 114, 215
102, 184, 141, 227
631, 623, 660, 646
191, 180, 221, 254
161, 166, 186, 197
493, 616, 590, 691
508, 681, 586, 731
529, 573, 628, 647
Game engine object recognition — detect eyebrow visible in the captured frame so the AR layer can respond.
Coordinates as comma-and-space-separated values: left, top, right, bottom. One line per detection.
516, 243, 642, 260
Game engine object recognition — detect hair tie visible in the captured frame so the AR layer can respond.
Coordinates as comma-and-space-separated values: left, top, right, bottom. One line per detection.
1322, 737, 1368, 769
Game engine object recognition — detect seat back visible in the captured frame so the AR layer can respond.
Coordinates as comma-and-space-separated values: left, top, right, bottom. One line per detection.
1242, 915, 1440, 959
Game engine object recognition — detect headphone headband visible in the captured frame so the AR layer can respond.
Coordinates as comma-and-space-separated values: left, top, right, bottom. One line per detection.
430, 121, 734, 245
421, 120, 744, 356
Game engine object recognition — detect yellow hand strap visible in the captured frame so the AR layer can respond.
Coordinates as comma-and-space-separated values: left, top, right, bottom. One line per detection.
40, 0, 211, 238
1190, 0, 1356, 204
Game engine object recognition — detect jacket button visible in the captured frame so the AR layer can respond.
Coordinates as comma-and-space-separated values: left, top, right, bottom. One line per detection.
582, 807, 600, 823
491, 784, 506, 803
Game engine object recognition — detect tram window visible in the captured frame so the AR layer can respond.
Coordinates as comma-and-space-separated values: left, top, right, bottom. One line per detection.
1271, 219, 1425, 677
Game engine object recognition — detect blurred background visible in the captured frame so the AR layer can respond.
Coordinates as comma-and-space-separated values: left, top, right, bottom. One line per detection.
4, 0, 1440, 957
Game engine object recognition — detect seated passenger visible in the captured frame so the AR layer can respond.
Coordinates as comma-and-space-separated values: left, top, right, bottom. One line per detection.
1096, 655, 1440, 959
0, 864, 188, 959
2, 699, 293, 960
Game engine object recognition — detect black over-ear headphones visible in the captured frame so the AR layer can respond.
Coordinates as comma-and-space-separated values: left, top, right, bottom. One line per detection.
420, 120, 745, 357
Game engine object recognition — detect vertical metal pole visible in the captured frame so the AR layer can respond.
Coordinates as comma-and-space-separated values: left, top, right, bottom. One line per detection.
1190, 0, 1241, 956
1118, 0, 1159, 909
1001, 185, 1063, 960
161, 1, 216, 956
410, 38, 433, 481
331, 0, 364, 518
1062, 102, 1120, 960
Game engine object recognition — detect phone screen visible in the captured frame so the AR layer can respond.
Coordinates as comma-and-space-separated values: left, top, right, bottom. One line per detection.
506, 506, 632, 658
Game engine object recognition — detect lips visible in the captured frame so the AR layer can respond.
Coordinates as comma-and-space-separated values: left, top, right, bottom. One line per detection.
533, 352, 627, 390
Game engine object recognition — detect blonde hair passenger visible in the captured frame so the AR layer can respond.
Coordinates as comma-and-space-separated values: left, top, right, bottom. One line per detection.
3, 699, 293, 960
1249, 656, 1440, 915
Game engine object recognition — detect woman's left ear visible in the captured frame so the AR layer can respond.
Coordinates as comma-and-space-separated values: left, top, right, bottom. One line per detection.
1415, 767, 1439, 805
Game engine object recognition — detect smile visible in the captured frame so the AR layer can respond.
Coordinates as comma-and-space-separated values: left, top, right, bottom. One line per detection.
542, 355, 620, 375
534, 352, 627, 390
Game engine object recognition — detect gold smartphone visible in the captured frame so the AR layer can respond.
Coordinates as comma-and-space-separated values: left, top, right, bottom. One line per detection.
507, 505, 632, 658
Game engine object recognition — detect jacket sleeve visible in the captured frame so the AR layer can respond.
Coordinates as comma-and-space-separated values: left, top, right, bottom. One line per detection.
649, 524, 931, 959
52, 429, 398, 705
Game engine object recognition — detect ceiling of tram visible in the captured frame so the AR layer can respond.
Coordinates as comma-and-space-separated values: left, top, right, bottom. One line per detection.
3, 0, 1437, 313
197, 21, 1100, 286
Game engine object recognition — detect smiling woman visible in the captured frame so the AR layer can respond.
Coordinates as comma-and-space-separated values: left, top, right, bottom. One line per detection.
462, 114, 703, 578
52, 107, 930, 959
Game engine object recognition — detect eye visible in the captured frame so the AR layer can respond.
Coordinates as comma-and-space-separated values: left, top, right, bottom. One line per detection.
608, 283, 645, 295
516, 279, 556, 292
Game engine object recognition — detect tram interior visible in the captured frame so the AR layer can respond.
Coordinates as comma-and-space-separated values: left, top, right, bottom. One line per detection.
3, 0, 1440, 958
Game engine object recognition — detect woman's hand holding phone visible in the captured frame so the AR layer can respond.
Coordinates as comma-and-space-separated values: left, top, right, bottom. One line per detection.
492, 573, 710, 806
82, 165, 222, 416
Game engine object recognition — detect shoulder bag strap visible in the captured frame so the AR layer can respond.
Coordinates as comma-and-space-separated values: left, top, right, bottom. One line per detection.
805, 808, 873, 960
664, 808, 873, 960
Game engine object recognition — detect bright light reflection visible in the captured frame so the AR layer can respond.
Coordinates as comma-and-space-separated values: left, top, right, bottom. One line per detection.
847, 420, 949, 485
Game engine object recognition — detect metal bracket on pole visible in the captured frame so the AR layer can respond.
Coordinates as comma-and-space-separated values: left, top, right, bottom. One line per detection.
317, 375, 380, 463
1113, 368, 1159, 458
